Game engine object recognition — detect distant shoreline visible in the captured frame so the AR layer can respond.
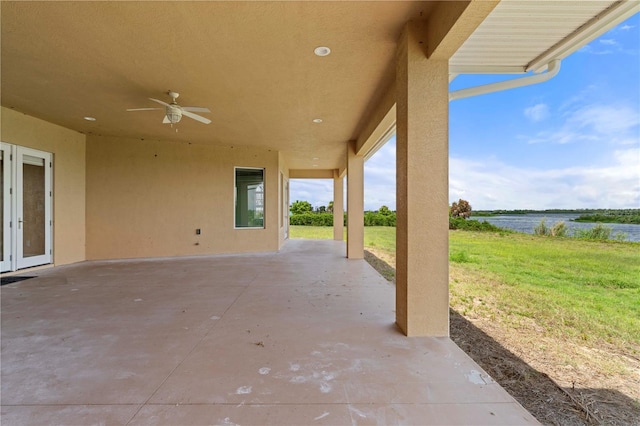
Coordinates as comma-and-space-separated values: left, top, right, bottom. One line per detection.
471, 209, 640, 223
472, 209, 640, 225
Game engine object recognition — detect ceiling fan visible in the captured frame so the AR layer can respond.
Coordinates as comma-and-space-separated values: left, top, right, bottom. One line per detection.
127, 91, 211, 124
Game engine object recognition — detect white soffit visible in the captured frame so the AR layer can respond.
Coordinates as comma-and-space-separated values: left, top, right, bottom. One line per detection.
450, 0, 639, 75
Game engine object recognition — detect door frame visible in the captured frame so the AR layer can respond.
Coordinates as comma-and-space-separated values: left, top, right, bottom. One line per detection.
0, 144, 12, 272
1, 142, 53, 272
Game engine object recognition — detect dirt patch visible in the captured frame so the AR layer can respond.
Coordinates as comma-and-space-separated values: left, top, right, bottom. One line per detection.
450, 310, 640, 425
364, 250, 396, 283
364, 249, 640, 426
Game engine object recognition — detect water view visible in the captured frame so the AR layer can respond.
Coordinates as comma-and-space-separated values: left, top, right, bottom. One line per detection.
478, 213, 640, 242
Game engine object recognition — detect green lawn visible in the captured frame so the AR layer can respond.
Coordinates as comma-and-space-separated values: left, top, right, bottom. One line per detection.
290, 225, 640, 353
290, 225, 395, 252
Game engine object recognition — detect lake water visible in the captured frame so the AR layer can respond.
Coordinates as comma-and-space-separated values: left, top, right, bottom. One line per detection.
477, 213, 640, 242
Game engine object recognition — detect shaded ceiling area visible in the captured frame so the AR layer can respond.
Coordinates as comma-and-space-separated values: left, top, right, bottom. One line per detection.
1, 1, 434, 170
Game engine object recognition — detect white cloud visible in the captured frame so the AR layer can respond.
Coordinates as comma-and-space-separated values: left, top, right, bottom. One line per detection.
523, 102, 640, 145
568, 104, 640, 135
599, 38, 618, 46
578, 44, 613, 55
291, 97, 640, 213
579, 35, 637, 56
524, 103, 549, 122
290, 144, 640, 211
289, 141, 397, 211
620, 24, 635, 31
363, 140, 396, 210
289, 179, 334, 210
449, 149, 640, 210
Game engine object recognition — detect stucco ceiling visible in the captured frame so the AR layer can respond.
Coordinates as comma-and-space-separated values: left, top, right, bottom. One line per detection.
1, 1, 434, 170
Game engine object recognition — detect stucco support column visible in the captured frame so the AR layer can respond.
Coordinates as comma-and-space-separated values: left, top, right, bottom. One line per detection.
346, 141, 364, 259
396, 21, 450, 337
333, 170, 344, 241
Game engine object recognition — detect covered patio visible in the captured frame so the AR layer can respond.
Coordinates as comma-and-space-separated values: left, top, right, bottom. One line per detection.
1, 240, 536, 425
2, 1, 638, 424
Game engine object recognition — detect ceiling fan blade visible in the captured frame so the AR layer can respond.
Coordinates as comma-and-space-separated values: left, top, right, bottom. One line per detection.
162, 116, 171, 124
126, 107, 163, 111
149, 97, 171, 107
182, 110, 211, 124
182, 106, 211, 113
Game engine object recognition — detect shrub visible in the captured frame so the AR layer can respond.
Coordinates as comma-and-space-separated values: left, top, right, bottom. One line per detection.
573, 223, 613, 241
550, 221, 568, 237
289, 213, 334, 226
450, 251, 472, 263
449, 217, 504, 232
534, 219, 550, 236
613, 232, 629, 242
364, 211, 396, 226
574, 213, 640, 224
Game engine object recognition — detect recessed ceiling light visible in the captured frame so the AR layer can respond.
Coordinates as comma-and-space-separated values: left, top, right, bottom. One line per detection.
83, 116, 97, 121
312, 157, 319, 160
314, 46, 331, 57
312, 118, 323, 123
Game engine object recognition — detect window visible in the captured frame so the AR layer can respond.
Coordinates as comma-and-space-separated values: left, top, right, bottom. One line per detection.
235, 168, 264, 228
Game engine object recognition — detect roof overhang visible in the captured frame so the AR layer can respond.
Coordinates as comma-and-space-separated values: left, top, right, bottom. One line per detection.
451, 0, 640, 77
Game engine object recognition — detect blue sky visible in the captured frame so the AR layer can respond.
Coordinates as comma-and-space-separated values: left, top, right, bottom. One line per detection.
292, 15, 640, 211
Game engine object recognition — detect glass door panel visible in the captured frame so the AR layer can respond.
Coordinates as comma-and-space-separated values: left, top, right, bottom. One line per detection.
22, 156, 46, 258
16, 147, 52, 269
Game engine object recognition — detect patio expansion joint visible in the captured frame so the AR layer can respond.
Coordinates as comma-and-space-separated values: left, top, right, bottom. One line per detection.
136, 401, 523, 406
123, 279, 255, 425
0, 403, 143, 407
2, 401, 525, 407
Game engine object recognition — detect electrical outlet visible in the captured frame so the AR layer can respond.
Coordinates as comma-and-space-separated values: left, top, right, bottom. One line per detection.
196, 228, 201, 235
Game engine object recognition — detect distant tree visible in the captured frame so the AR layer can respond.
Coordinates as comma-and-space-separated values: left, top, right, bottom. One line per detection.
317, 205, 326, 213
327, 201, 334, 213
450, 199, 472, 219
290, 200, 312, 215
378, 205, 392, 216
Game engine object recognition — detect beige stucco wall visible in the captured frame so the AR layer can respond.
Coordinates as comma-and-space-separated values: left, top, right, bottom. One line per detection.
85, 135, 280, 260
0, 107, 87, 266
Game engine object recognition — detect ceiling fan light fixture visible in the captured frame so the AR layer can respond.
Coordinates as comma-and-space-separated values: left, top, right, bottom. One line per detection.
166, 111, 182, 123
165, 104, 182, 123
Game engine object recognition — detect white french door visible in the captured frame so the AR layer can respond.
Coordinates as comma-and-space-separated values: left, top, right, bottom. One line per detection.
1, 144, 11, 272
1, 143, 53, 272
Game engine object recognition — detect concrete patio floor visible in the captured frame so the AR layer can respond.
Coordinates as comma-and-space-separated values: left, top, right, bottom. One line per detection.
1, 239, 538, 425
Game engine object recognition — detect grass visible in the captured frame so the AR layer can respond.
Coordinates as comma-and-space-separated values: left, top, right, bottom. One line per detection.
290, 226, 337, 240
448, 231, 640, 352
290, 225, 395, 254
290, 225, 640, 354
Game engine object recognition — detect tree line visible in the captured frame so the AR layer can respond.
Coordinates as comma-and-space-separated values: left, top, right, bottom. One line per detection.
289, 198, 475, 228
289, 200, 396, 226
